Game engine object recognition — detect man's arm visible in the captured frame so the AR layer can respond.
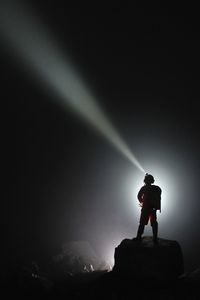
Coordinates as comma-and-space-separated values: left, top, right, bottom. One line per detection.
137, 187, 144, 203
156, 186, 162, 212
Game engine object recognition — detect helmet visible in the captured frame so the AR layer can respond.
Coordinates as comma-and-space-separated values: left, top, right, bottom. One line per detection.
144, 173, 154, 184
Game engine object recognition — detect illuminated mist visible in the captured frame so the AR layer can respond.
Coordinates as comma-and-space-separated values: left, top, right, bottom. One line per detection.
0, 0, 145, 174
1, 1, 200, 277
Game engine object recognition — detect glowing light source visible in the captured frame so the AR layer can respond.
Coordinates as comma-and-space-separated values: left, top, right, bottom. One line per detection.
126, 164, 179, 226
0, 0, 145, 173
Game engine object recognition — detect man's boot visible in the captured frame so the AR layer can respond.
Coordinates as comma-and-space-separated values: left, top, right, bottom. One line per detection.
152, 222, 158, 244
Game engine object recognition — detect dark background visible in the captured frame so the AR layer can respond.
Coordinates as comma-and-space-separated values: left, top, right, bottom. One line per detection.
1, 1, 200, 274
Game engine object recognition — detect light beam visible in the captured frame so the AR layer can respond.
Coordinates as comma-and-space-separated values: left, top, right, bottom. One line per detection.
0, 0, 145, 173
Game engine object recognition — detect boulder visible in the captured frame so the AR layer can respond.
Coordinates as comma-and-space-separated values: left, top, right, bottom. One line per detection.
113, 236, 184, 281
187, 267, 200, 281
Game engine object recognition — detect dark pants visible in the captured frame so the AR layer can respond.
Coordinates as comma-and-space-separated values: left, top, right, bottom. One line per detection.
136, 208, 158, 241
140, 208, 157, 225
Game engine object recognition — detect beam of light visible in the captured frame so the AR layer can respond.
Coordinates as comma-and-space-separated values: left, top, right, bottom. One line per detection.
0, 1, 145, 174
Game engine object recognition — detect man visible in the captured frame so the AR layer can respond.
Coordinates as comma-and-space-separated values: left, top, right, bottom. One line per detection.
135, 173, 162, 243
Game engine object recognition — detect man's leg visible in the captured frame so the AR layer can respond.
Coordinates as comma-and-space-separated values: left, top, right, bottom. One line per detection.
136, 209, 148, 240
152, 221, 158, 243
136, 223, 145, 240
151, 210, 158, 243
133, 209, 147, 241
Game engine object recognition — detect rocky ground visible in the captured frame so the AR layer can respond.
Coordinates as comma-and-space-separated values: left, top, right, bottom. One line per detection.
2, 268, 200, 299
2, 237, 199, 299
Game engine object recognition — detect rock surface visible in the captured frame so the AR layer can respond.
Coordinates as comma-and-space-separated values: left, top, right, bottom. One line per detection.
113, 236, 184, 281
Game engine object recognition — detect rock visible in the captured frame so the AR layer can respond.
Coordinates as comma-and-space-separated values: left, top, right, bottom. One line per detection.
187, 267, 200, 281
113, 236, 184, 281
50, 241, 102, 278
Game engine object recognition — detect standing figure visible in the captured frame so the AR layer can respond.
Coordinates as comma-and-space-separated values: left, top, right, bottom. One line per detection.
135, 173, 162, 243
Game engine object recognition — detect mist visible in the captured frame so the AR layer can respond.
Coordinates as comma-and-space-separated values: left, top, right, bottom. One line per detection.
1, 1, 200, 279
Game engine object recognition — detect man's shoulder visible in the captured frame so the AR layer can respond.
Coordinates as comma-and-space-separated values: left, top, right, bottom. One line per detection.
139, 185, 146, 191
152, 185, 162, 193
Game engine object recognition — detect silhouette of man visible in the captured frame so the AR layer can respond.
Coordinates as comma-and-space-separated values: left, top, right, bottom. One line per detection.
135, 173, 162, 243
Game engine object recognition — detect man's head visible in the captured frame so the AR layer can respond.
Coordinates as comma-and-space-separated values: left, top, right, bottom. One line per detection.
144, 173, 155, 185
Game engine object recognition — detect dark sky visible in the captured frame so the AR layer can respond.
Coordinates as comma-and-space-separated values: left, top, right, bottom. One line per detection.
2, 1, 200, 272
